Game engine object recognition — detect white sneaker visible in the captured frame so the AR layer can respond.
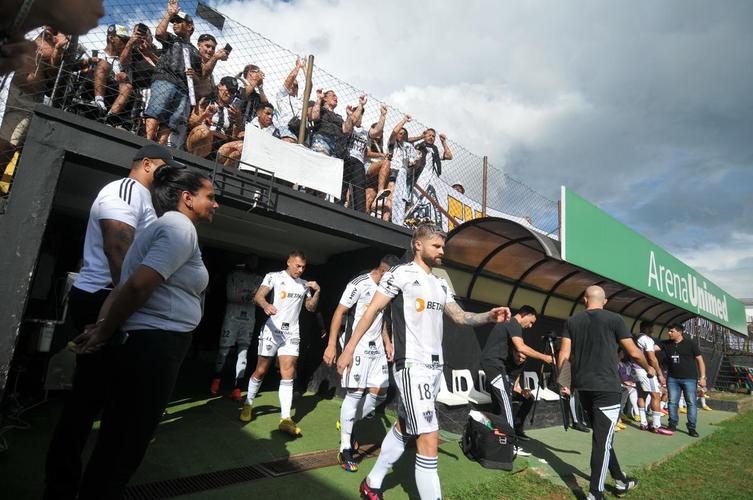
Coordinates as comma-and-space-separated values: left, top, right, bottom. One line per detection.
514, 446, 531, 457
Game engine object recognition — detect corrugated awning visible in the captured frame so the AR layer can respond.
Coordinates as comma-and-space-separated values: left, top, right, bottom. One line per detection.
442, 217, 696, 335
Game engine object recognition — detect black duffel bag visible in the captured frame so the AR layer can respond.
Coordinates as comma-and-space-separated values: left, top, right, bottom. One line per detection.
461, 411, 516, 471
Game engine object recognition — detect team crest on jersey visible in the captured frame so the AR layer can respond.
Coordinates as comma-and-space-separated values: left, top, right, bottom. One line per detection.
281, 322, 289, 331
265, 345, 272, 351
422, 410, 434, 423
353, 374, 361, 382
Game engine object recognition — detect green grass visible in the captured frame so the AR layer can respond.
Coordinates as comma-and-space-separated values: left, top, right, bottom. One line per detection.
632, 409, 753, 500
445, 469, 571, 500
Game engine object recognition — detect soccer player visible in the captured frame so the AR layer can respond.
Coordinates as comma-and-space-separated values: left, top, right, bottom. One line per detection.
558, 286, 653, 500
239, 250, 320, 436
337, 224, 511, 500
210, 254, 262, 401
323, 254, 400, 472
633, 321, 672, 435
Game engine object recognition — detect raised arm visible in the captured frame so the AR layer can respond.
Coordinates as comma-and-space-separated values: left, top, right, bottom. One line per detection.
389, 114, 411, 145
99, 219, 135, 286
309, 88, 323, 121
284, 56, 303, 94
439, 133, 453, 160
369, 103, 388, 139
444, 301, 510, 327
119, 29, 142, 69
202, 46, 228, 78
343, 95, 366, 134
156, 0, 179, 41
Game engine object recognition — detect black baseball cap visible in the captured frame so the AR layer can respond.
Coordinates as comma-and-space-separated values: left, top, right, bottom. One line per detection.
132, 144, 186, 168
170, 12, 194, 24
219, 76, 239, 94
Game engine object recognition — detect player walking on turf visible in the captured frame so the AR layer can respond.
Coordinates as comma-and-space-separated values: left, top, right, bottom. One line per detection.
240, 250, 320, 437
337, 224, 511, 500
324, 254, 400, 472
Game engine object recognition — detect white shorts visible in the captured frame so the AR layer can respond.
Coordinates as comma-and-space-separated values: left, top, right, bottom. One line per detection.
219, 308, 255, 349
394, 365, 442, 435
257, 323, 300, 357
634, 369, 661, 394
341, 343, 389, 389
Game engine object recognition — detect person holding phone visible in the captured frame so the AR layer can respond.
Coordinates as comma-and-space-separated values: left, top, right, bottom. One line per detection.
186, 76, 241, 158
119, 24, 161, 99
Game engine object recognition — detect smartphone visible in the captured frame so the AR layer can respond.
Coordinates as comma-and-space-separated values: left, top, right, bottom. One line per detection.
136, 24, 147, 36
224, 43, 232, 54
230, 97, 242, 109
91, 49, 98, 59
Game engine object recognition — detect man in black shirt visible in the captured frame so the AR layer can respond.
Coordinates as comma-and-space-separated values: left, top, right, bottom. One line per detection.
657, 323, 706, 437
481, 305, 552, 441
309, 89, 355, 159
558, 286, 653, 500
144, 0, 202, 144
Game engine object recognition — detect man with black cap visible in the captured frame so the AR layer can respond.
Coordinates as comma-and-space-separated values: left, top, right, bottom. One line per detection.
44, 143, 183, 500
145, 0, 202, 145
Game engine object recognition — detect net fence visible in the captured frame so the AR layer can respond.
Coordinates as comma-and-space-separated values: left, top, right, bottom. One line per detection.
0, 0, 559, 236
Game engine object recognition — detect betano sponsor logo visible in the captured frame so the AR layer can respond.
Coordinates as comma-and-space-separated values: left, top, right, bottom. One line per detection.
281, 290, 306, 299
647, 250, 729, 322
415, 298, 443, 313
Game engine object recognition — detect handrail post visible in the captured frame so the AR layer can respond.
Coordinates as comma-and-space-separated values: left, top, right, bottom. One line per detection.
298, 54, 314, 144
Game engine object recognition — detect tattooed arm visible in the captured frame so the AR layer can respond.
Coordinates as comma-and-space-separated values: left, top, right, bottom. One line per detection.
100, 219, 135, 286
444, 302, 511, 326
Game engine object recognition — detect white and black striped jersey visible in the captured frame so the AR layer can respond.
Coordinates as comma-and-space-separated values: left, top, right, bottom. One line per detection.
338, 272, 385, 348
378, 262, 455, 370
74, 178, 156, 293
260, 270, 311, 334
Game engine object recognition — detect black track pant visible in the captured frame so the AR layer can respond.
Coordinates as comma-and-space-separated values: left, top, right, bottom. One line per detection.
44, 286, 110, 500
578, 390, 627, 494
488, 371, 516, 435
342, 156, 366, 211
78, 330, 192, 499
513, 393, 534, 434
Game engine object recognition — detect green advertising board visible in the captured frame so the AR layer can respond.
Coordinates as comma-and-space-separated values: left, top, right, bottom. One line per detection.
561, 187, 747, 334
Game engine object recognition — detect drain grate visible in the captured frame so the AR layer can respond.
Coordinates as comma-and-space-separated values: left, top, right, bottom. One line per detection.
123, 464, 268, 499
123, 444, 381, 498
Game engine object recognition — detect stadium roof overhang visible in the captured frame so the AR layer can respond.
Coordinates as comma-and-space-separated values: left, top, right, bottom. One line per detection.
441, 217, 698, 336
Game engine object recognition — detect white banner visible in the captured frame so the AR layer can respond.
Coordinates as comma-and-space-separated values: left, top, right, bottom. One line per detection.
393, 165, 536, 233
239, 125, 343, 199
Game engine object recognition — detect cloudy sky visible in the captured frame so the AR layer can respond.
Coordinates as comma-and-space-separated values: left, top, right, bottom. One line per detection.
211, 1, 753, 297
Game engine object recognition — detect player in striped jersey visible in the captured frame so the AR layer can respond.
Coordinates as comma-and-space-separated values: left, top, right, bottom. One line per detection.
323, 254, 400, 472
337, 224, 511, 500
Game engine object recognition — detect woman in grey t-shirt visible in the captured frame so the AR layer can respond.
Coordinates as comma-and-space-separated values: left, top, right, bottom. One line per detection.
73, 165, 218, 498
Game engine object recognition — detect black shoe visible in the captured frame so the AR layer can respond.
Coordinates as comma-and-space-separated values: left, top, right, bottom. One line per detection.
688, 429, 699, 437
667, 424, 677, 431
516, 430, 531, 441
614, 476, 639, 497
572, 422, 591, 433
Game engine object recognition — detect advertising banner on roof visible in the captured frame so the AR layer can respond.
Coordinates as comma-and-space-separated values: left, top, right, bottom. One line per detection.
561, 186, 747, 334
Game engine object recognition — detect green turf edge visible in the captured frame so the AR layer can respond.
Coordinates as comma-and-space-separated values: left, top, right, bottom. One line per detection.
630, 408, 753, 500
